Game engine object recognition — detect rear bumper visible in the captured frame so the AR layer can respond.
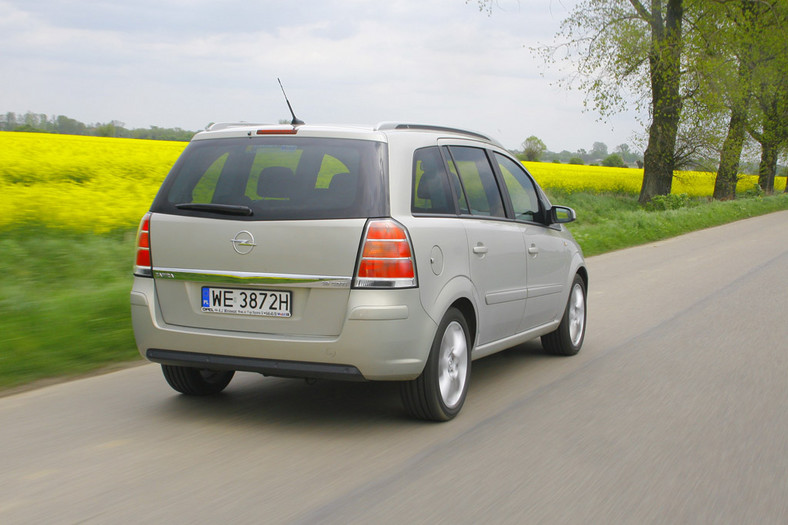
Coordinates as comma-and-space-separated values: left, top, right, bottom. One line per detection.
131, 277, 437, 381
146, 349, 365, 381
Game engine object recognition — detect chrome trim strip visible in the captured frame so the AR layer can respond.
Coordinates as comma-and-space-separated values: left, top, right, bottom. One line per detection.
152, 268, 351, 289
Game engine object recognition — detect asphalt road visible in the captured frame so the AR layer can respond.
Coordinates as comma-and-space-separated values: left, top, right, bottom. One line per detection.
2, 211, 787, 524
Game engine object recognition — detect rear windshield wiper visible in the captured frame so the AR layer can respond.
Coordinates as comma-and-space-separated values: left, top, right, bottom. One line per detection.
175, 203, 253, 216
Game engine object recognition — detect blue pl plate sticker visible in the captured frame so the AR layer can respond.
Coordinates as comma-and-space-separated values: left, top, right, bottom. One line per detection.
202, 287, 210, 308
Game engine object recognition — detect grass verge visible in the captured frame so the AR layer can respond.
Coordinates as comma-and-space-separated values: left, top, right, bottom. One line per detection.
549, 191, 788, 256
0, 229, 139, 391
1, 192, 788, 392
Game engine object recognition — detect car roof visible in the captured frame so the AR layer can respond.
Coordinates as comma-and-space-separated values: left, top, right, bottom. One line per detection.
192, 122, 504, 148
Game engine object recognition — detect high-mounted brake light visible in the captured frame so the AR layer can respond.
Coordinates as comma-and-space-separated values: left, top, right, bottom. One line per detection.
354, 219, 417, 289
256, 128, 298, 135
133, 213, 153, 277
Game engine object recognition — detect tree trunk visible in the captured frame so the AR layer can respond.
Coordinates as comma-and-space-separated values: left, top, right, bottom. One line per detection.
639, 110, 680, 202
714, 50, 753, 201
757, 143, 778, 194
713, 106, 748, 200
638, 0, 684, 205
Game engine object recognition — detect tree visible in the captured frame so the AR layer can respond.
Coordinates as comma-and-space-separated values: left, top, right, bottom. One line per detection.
616, 143, 631, 156
631, 0, 685, 204
747, 2, 788, 194
700, 1, 758, 199
96, 122, 118, 137
602, 153, 627, 168
537, 0, 686, 204
522, 135, 547, 161
686, 1, 788, 199
591, 141, 608, 159
615, 143, 644, 166
55, 115, 87, 135
751, 83, 788, 193
1, 112, 16, 131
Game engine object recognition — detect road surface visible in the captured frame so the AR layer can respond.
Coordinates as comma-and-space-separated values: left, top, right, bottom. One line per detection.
1, 211, 787, 523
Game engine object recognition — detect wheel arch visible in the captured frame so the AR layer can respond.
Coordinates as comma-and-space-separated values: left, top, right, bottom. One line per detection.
449, 297, 476, 350
575, 264, 588, 290
424, 275, 478, 346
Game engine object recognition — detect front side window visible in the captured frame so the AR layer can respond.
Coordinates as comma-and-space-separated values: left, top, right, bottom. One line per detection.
494, 153, 541, 222
153, 137, 387, 220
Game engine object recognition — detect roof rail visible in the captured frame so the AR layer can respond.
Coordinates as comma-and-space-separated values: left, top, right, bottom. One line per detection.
375, 122, 502, 147
205, 122, 270, 132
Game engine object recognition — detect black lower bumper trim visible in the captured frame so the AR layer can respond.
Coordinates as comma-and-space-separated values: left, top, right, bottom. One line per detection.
146, 349, 366, 382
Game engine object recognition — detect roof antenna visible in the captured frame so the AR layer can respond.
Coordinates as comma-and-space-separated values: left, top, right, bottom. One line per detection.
277, 78, 305, 126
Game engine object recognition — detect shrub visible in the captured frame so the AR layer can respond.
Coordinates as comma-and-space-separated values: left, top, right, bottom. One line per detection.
646, 193, 694, 211
602, 153, 626, 168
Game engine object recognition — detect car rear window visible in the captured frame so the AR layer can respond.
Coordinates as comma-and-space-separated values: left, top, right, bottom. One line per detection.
151, 137, 388, 220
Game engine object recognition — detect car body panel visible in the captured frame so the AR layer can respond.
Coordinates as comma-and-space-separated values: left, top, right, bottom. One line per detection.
462, 218, 528, 344
521, 223, 575, 329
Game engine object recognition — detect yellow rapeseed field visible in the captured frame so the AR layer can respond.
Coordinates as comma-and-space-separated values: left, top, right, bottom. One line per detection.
1, 132, 186, 233
522, 162, 778, 197
1, 132, 782, 233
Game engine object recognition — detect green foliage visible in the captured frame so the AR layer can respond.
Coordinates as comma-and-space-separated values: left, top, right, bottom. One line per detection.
644, 193, 695, 211
0, 111, 196, 141
569, 156, 584, 165
602, 153, 626, 167
742, 185, 765, 198
538, 0, 787, 202
522, 135, 547, 162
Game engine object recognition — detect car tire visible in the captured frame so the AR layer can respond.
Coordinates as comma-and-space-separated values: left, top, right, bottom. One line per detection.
161, 365, 234, 395
400, 307, 471, 421
542, 274, 586, 356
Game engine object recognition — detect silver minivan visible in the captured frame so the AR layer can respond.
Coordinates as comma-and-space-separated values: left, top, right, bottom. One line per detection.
131, 122, 587, 421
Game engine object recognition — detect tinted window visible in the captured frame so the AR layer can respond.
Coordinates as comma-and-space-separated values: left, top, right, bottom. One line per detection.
494, 153, 541, 222
412, 147, 455, 214
152, 137, 388, 220
446, 146, 506, 218
442, 147, 470, 214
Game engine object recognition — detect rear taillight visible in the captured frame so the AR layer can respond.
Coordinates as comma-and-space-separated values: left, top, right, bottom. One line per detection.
133, 213, 152, 277
354, 219, 417, 289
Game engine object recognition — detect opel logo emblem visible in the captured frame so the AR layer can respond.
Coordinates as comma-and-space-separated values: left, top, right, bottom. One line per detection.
230, 231, 256, 255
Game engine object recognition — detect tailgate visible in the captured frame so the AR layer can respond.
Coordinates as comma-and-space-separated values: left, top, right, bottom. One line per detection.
149, 213, 366, 336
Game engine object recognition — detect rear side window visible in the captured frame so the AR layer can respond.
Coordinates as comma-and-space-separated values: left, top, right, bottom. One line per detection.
412, 147, 456, 214
152, 137, 388, 220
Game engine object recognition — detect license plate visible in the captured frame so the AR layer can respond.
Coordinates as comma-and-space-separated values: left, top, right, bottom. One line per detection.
201, 287, 292, 318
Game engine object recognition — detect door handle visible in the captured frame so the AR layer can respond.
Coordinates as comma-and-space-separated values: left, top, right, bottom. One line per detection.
473, 244, 488, 255
528, 243, 539, 255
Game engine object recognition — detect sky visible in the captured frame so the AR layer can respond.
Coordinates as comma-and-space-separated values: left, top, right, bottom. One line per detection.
0, 0, 646, 153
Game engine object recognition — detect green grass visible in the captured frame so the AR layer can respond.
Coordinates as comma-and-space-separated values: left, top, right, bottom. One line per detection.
0, 229, 139, 390
547, 191, 788, 256
2, 192, 788, 391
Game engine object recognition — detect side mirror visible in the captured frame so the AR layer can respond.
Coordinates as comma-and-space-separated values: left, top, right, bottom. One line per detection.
550, 205, 576, 224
